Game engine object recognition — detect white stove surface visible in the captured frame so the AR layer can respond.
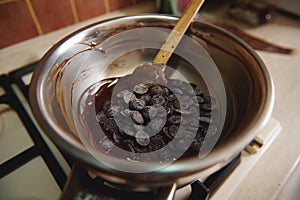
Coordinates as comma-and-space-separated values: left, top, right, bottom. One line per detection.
0, 157, 61, 200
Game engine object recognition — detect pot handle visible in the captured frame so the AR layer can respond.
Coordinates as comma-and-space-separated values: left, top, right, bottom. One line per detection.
60, 164, 177, 200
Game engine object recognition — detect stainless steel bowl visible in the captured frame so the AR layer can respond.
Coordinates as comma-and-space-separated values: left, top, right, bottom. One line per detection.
29, 14, 274, 197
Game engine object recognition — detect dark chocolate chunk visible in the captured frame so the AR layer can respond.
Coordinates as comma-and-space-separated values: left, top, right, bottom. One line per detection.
95, 68, 219, 158
150, 85, 164, 96
130, 111, 144, 125
135, 130, 150, 146
149, 135, 165, 151
150, 118, 164, 132
142, 106, 158, 119
99, 137, 114, 153
168, 124, 179, 138
151, 95, 167, 108
129, 98, 146, 111
134, 83, 149, 95
96, 111, 107, 123
123, 90, 135, 104
102, 101, 111, 111
122, 125, 136, 136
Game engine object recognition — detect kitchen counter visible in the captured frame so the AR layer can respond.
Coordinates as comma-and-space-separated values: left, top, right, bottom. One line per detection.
217, 11, 300, 200
1, 1, 299, 199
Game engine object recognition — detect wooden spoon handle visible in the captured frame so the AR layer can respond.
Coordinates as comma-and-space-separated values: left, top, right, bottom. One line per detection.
153, 0, 205, 65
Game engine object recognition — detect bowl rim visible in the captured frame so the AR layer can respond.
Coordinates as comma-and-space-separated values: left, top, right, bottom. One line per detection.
29, 14, 274, 178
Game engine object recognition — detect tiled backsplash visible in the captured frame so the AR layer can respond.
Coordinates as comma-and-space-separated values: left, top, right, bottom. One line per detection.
0, 0, 152, 49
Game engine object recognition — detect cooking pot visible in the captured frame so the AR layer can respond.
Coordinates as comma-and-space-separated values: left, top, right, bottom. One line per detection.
29, 14, 274, 199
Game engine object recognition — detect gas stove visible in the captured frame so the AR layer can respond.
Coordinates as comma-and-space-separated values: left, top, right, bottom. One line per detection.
0, 62, 281, 199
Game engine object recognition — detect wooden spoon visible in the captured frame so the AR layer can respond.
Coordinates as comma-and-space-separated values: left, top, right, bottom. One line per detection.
153, 0, 205, 65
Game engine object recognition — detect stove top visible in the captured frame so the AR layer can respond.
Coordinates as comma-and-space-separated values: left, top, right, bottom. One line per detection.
0, 63, 70, 199
0, 62, 281, 200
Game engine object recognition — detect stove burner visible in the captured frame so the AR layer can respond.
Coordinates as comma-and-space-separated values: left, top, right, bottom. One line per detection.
61, 154, 241, 200
0, 62, 241, 199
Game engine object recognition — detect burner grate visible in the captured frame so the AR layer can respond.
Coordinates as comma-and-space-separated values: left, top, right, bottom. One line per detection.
9, 62, 36, 100
0, 68, 67, 190
190, 153, 241, 199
